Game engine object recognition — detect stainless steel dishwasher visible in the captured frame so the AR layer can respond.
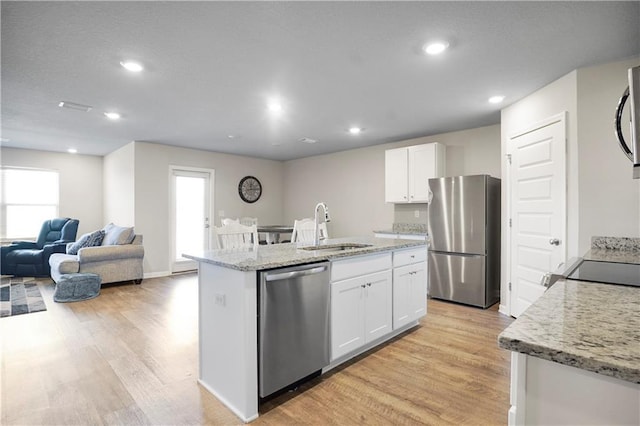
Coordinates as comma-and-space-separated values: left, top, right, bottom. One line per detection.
259, 262, 330, 398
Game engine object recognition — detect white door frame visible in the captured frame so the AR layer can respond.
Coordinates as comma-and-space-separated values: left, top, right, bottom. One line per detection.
169, 165, 215, 273
505, 112, 567, 317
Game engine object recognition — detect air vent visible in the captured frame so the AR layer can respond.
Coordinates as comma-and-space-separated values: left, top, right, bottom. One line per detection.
299, 137, 318, 144
58, 101, 92, 112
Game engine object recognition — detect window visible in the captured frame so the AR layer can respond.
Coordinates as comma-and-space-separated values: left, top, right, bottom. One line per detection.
0, 167, 59, 240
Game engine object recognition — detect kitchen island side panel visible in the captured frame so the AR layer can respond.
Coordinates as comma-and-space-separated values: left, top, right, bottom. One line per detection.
198, 262, 258, 422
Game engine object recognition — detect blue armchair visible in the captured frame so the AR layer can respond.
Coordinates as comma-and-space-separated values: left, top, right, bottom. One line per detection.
1, 218, 79, 277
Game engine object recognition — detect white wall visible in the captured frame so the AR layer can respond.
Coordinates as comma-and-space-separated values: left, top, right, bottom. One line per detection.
0, 147, 103, 236
133, 142, 284, 275
576, 58, 640, 250
500, 57, 640, 315
500, 71, 579, 314
103, 142, 135, 226
283, 124, 501, 237
283, 145, 393, 238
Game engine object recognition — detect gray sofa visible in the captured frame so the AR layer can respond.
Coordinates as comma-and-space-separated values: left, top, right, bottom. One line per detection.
49, 234, 144, 285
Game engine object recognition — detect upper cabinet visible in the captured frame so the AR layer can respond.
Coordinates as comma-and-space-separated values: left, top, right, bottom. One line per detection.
385, 143, 445, 203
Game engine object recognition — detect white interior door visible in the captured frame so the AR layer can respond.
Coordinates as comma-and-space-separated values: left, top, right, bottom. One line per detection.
170, 167, 213, 273
509, 114, 566, 317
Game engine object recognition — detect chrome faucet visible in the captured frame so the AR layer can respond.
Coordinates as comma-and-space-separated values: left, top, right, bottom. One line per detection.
314, 202, 331, 246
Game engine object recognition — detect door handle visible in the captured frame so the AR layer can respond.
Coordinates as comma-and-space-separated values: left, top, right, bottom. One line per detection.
265, 265, 328, 282
549, 238, 560, 246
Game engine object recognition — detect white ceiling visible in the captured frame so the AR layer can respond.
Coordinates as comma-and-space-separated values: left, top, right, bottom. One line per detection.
2, 1, 639, 161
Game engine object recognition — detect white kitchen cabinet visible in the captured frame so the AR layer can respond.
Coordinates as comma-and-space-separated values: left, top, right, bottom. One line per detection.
385, 143, 445, 203
508, 353, 640, 426
331, 265, 392, 360
392, 247, 427, 330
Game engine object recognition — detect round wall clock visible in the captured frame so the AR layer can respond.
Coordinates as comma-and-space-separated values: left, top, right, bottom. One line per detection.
238, 176, 262, 203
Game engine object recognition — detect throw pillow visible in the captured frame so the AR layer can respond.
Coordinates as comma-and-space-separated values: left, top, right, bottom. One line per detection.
67, 230, 105, 255
102, 223, 135, 246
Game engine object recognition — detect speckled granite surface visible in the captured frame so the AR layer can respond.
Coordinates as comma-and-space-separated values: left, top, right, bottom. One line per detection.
584, 236, 640, 264
498, 280, 640, 384
584, 249, 640, 264
374, 222, 428, 235
183, 236, 426, 271
591, 236, 640, 251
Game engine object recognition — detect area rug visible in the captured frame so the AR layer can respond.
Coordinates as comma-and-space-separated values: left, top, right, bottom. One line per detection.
0, 279, 47, 317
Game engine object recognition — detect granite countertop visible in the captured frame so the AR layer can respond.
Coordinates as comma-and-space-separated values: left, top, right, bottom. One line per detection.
584, 236, 640, 264
584, 248, 640, 264
183, 236, 426, 272
498, 276, 640, 384
374, 222, 428, 236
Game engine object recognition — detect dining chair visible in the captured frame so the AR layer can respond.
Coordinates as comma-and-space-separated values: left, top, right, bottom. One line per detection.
236, 216, 267, 245
291, 218, 328, 244
239, 217, 258, 226
221, 217, 258, 226
214, 222, 259, 249
221, 217, 239, 226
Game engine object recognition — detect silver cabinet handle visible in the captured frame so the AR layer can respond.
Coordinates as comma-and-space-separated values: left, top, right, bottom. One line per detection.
549, 238, 560, 246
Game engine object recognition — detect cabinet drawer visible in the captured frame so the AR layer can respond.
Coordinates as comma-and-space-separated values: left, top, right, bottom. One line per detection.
331, 252, 392, 282
393, 247, 427, 267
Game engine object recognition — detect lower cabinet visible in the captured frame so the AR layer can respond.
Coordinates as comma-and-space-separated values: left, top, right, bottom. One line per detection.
330, 248, 427, 361
392, 263, 426, 329
392, 247, 428, 330
331, 269, 392, 360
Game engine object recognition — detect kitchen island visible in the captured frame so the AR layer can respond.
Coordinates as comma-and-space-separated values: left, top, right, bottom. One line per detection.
184, 236, 427, 422
498, 242, 640, 425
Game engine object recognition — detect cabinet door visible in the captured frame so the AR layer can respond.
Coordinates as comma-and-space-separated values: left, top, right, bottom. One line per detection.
408, 144, 436, 202
393, 264, 413, 329
393, 262, 427, 330
385, 148, 409, 203
363, 270, 393, 343
331, 276, 365, 360
410, 262, 427, 320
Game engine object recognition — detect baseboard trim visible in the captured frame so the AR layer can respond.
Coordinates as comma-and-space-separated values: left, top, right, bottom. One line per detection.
197, 379, 258, 423
143, 271, 170, 279
499, 304, 510, 317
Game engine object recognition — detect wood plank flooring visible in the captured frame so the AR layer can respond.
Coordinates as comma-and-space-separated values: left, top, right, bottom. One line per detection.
0, 274, 513, 425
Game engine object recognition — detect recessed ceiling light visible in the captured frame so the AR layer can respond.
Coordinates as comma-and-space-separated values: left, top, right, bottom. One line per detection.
104, 112, 121, 120
423, 41, 449, 55
0, 137, 9, 143
299, 137, 318, 144
267, 101, 283, 114
488, 95, 505, 104
58, 101, 92, 112
348, 127, 363, 135
120, 60, 144, 72
67, 148, 78, 154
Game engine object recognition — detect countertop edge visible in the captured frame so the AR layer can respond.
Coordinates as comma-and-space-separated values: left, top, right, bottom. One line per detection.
497, 334, 640, 384
373, 229, 428, 236
497, 278, 640, 385
184, 239, 426, 272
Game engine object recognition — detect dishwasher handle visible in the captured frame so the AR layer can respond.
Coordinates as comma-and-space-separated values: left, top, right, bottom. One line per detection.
265, 265, 328, 282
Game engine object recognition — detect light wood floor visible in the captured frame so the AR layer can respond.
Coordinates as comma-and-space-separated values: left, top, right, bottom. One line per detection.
1, 274, 513, 425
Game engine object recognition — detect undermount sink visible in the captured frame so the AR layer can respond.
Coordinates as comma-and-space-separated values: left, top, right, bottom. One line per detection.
300, 243, 373, 251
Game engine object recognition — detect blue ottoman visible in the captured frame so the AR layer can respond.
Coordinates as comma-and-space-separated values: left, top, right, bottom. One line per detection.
54, 273, 102, 303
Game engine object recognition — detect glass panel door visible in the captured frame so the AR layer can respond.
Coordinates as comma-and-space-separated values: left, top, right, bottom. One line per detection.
171, 168, 212, 273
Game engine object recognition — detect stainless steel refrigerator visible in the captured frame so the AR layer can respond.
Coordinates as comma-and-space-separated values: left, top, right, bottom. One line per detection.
427, 175, 500, 308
